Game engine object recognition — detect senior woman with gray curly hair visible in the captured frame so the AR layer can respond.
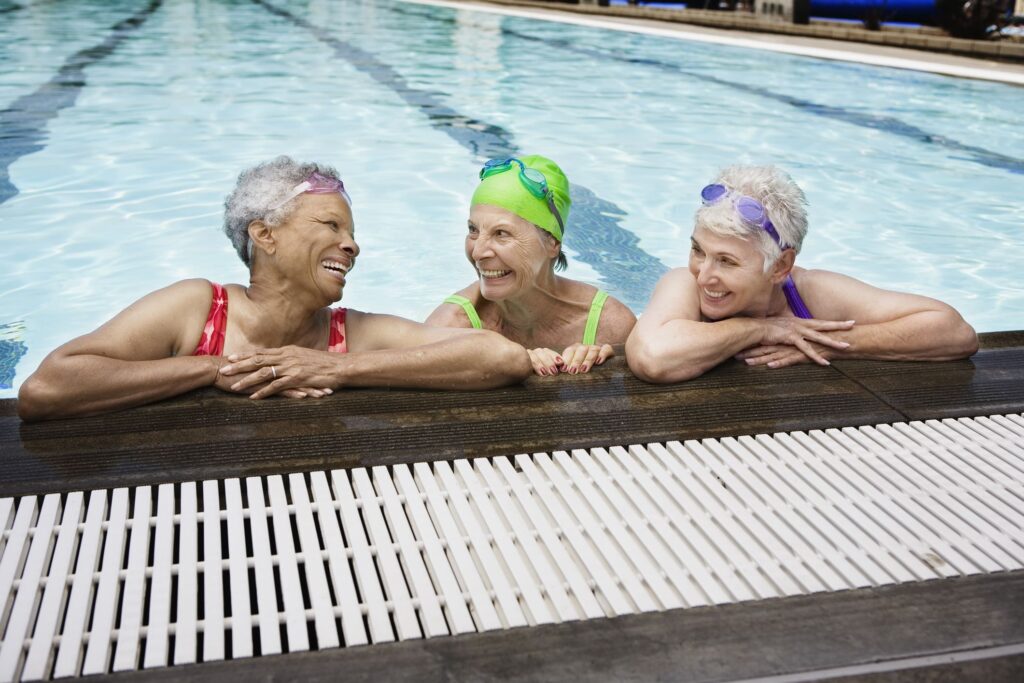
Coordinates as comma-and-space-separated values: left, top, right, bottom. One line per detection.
627, 165, 978, 383
18, 156, 531, 421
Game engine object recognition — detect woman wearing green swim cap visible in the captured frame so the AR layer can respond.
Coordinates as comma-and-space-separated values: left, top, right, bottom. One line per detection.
427, 155, 636, 376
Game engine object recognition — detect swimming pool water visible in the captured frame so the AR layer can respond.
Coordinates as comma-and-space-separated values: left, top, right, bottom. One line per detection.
1, 0, 1022, 397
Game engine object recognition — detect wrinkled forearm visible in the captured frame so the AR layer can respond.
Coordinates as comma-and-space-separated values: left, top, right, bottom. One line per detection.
823, 310, 977, 361
18, 354, 219, 421
628, 317, 764, 383
337, 331, 531, 390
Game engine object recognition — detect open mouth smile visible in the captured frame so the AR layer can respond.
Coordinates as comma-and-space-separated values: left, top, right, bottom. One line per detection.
322, 259, 352, 284
479, 268, 511, 279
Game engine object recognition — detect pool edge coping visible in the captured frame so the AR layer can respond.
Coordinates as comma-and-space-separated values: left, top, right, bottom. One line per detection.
410, 0, 1024, 85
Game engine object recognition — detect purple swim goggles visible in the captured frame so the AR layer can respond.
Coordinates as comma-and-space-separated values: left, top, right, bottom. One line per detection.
270, 171, 351, 211
701, 184, 811, 318
700, 183, 787, 249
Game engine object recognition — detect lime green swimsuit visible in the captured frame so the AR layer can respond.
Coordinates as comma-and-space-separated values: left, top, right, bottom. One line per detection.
444, 290, 609, 345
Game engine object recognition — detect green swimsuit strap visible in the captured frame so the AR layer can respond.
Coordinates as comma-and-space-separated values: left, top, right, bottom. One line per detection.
582, 290, 609, 346
444, 294, 482, 330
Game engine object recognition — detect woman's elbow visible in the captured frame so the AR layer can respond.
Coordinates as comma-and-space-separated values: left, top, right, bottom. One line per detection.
474, 332, 531, 385
955, 320, 979, 358
500, 340, 533, 384
626, 335, 695, 384
17, 374, 56, 422
933, 309, 978, 359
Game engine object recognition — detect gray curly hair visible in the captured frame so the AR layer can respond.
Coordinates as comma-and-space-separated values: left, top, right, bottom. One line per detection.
694, 165, 808, 273
223, 156, 344, 267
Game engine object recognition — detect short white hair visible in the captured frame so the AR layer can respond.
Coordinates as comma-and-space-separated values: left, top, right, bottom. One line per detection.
223, 156, 342, 268
694, 165, 808, 272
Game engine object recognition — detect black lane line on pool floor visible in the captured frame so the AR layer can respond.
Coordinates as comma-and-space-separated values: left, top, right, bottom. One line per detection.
253, 0, 668, 311
392, 3, 1024, 177
0, 0, 165, 206
0, 0, 61, 14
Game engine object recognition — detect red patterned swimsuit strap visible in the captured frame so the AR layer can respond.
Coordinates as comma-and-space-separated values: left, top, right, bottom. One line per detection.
193, 282, 228, 356
328, 308, 348, 353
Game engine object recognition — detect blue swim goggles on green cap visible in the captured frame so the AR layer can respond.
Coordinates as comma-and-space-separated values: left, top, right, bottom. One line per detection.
480, 158, 565, 237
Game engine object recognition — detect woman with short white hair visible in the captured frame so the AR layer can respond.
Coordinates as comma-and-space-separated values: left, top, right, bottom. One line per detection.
18, 156, 530, 420
626, 165, 978, 383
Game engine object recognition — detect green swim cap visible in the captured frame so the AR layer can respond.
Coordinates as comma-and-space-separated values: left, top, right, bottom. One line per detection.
471, 155, 571, 241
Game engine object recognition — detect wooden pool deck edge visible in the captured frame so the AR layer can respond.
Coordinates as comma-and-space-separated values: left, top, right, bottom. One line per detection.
87, 569, 1024, 683
1, 331, 1022, 498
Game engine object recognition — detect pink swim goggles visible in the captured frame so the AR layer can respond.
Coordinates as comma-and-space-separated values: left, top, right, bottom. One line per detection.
270, 171, 351, 211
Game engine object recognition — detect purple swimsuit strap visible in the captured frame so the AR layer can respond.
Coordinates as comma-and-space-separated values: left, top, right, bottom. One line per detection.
782, 275, 813, 319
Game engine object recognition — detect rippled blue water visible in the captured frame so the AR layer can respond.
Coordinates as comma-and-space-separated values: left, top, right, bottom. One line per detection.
2, 0, 1022, 397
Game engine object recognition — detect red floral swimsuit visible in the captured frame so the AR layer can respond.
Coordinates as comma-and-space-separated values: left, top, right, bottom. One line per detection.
192, 282, 347, 355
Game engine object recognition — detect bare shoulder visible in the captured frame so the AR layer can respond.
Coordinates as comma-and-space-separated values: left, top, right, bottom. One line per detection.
596, 294, 636, 344
654, 267, 698, 294
63, 278, 221, 360
794, 268, 954, 323
117, 278, 214, 311
642, 267, 700, 321
424, 282, 481, 328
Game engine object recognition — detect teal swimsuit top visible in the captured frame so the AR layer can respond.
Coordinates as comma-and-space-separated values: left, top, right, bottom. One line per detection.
444, 290, 609, 346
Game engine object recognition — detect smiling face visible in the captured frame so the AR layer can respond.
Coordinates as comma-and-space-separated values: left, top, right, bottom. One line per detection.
260, 192, 359, 303
466, 204, 557, 301
688, 225, 786, 320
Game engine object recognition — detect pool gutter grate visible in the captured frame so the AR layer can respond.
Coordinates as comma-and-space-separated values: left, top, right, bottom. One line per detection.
0, 414, 1022, 681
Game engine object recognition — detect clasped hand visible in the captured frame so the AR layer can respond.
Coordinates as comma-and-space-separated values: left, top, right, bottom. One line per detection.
528, 343, 614, 376
736, 317, 854, 368
217, 345, 338, 399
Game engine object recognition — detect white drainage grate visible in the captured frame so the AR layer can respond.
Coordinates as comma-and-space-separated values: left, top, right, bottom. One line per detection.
1, 414, 1023, 681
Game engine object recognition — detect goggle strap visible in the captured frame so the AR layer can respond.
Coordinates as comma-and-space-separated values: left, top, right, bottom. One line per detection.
479, 157, 563, 237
